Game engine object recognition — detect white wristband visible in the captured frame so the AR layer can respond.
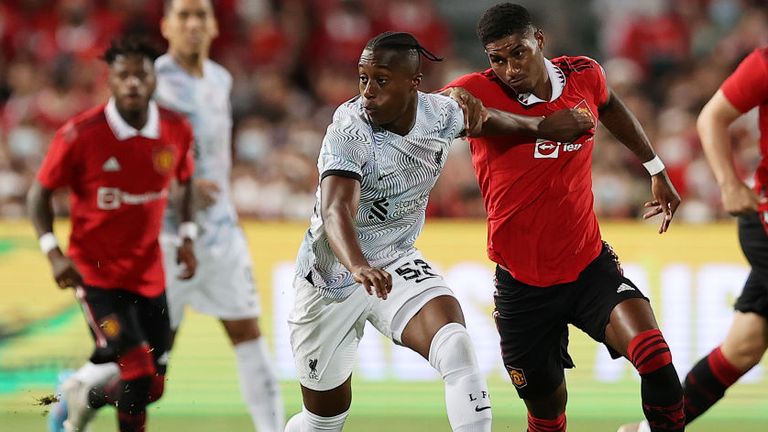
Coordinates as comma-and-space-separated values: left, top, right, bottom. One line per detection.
643, 155, 665, 176
39, 232, 59, 254
178, 222, 198, 240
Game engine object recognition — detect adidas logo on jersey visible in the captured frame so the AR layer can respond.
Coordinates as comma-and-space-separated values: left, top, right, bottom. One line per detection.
616, 283, 635, 294
102, 157, 121, 172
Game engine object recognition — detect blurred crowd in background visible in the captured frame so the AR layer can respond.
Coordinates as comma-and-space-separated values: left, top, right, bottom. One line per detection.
0, 0, 766, 221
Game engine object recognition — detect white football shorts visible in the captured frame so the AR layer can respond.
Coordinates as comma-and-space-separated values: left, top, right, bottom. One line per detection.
288, 250, 454, 391
161, 227, 260, 329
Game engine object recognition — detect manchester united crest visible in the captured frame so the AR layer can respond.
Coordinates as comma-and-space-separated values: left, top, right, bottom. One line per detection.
507, 366, 527, 388
153, 147, 175, 174
99, 315, 121, 339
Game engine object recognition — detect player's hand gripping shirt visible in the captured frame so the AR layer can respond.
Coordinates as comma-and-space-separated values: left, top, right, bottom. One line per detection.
37, 100, 194, 296
443, 57, 607, 287
296, 92, 465, 299
154, 54, 239, 246
720, 47, 768, 194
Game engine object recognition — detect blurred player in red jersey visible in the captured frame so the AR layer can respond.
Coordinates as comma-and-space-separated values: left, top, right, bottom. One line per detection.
442, 4, 684, 432
27, 36, 197, 432
620, 47, 768, 432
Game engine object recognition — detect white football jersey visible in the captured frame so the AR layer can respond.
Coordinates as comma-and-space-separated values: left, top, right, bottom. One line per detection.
295, 91, 465, 299
154, 54, 239, 246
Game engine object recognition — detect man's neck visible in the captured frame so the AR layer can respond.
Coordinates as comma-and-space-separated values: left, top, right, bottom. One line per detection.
531, 73, 552, 102
170, 50, 206, 77
118, 106, 148, 131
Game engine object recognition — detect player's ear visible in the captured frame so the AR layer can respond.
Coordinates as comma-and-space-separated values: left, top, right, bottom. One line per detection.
534, 28, 545, 51
211, 15, 220, 39
412, 73, 423, 89
160, 17, 169, 39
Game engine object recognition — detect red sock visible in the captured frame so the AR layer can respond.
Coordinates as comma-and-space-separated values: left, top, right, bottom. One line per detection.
527, 412, 566, 432
684, 346, 746, 423
707, 346, 743, 387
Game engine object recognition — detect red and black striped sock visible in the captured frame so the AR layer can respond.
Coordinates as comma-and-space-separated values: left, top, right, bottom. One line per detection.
683, 346, 744, 424
627, 329, 685, 431
527, 412, 566, 432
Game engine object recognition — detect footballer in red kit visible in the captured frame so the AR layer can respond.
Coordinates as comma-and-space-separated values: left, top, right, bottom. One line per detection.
618, 47, 768, 432
443, 4, 684, 432
28, 37, 196, 432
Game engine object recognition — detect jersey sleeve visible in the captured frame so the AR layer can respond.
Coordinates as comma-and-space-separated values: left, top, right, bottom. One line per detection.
37, 122, 78, 189
318, 112, 368, 182
721, 48, 768, 113
175, 119, 195, 182
587, 57, 610, 108
442, 97, 466, 140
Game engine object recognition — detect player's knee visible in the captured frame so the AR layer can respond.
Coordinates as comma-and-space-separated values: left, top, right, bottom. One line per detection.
724, 340, 766, 370
428, 322, 479, 380
118, 344, 156, 381
223, 318, 261, 345
147, 375, 165, 404
626, 329, 673, 375
429, 323, 491, 431
525, 382, 567, 419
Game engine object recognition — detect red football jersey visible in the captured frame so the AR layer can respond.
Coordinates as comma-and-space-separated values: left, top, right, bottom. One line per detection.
37, 101, 194, 297
720, 47, 768, 192
443, 56, 608, 286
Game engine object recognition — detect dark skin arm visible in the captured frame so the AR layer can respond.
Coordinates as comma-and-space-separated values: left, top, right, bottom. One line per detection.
443, 87, 594, 142
176, 179, 197, 279
598, 89, 681, 233
321, 175, 392, 299
27, 181, 83, 289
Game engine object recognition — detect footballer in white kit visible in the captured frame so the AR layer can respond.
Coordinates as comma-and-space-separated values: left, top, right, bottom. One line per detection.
154, 53, 259, 326
291, 91, 464, 389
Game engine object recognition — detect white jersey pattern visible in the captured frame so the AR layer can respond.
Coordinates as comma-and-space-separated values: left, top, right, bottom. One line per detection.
154, 54, 238, 245
295, 91, 464, 299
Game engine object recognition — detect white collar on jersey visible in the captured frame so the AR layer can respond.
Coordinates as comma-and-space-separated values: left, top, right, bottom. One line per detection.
515, 58, 566, 106
104, 97, 160, 141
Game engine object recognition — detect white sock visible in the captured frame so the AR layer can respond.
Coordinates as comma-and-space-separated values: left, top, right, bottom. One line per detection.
235, 337, 285, 432
73, 362, 119, 388
284, 412, 303, 432
428, 323, 492, 432
284, 407, 348, 432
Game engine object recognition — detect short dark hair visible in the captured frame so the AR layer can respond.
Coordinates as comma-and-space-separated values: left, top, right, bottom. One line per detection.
365, 32, 443, 63
476, 3, 535, 46
164, 0, 214, 15
102, 36, 161, 65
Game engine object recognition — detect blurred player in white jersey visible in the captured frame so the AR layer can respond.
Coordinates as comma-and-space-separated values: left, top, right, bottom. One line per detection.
284, 31, 592, 432
156, 1, 284, 430
49, 1, 284, 431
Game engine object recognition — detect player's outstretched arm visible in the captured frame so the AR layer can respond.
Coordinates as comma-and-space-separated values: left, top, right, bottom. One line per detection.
26, 180, 83, 289
176, 179, 197, 279
443, 87, 593, 141
599, 89, 681, 233
484, 107, 594, 142
321, 175, 392, 299
697, 90, 761, 216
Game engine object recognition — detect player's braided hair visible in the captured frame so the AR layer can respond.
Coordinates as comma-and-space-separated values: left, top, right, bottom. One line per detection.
365, 32, 443, 63
102, 35, 161, 65
476, 3, 535, 46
